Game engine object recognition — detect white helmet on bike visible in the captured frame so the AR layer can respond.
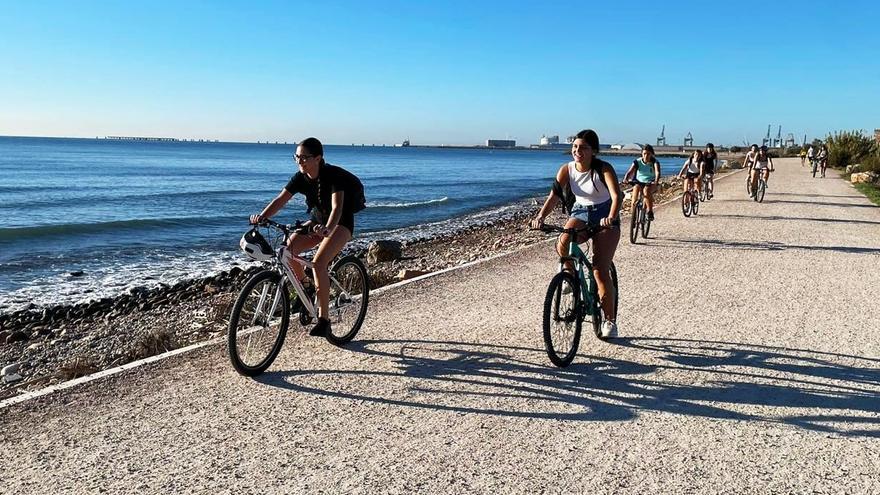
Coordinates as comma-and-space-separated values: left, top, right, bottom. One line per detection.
240, 229, 274, 261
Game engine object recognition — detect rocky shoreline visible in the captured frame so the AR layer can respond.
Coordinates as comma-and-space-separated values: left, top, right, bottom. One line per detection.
0, 171, 723, 401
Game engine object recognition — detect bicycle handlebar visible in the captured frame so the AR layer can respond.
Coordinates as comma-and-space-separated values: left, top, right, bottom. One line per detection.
531, 221, 619, 236
252, 218, 311, 235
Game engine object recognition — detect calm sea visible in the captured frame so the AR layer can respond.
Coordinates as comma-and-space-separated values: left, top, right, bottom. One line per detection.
0, 136, 679, 312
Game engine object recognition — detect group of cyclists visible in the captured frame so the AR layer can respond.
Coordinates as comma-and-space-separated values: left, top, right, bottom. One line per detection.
800, 144, 829, 178
246, 131, 773, 347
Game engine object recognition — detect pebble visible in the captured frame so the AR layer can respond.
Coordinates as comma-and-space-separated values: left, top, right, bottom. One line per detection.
1, 363, 20, 376
2, 373, 23, 384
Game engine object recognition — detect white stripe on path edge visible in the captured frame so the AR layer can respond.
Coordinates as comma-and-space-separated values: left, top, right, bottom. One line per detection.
1, 167, 747, 410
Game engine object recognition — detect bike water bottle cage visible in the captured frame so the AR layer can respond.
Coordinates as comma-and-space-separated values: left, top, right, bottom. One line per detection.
240, 228, 275, 261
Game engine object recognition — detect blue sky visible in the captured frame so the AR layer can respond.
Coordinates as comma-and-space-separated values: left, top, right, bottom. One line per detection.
1, 0, 878, 146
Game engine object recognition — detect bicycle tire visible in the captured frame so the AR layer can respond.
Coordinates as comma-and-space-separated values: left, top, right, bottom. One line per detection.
228, 270, 290, 376
324, 255, 370, 346
591, 262, 619, 339
542, 271, 581, 367
812, 162, 817, 178
692, 193, 699, 215
681, 192, 692, 217
629, 202, 640, 244
757, 180, 766, 203
642, 211, 651, 238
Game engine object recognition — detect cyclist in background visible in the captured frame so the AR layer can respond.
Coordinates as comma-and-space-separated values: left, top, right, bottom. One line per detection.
702, 143, 718, 199
530, 129, 622, 339
750, 145, 774, 193
817, 144, 829, 178
744, 144, 759, 196
799, 148, 807, 166
678, 149, 704, 197
249, 137, 365, 337
623, 144, 661, 221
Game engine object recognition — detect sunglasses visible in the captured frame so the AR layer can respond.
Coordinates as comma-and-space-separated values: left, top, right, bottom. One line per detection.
293, 154, 314, 162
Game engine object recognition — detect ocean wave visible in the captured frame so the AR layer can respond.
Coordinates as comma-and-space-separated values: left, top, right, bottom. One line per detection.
0, 216, 243, 241
367, 197, 449, 209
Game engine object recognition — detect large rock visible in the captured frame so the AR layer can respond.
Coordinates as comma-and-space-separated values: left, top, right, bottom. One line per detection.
851, 171, 879, 184
845, 164, 862, 174
367, 240, 403, 264
397, 269, 430, 281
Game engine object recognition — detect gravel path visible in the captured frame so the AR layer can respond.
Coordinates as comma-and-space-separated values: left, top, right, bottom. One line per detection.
2, 158, 879, 494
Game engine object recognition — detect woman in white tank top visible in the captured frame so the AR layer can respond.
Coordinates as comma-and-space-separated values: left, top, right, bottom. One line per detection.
749, 146, 774, 194
531, 129, 622, 338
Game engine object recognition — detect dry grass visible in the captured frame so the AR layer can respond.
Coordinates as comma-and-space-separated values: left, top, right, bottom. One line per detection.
126, 328, 179, 361
59, 356, 99, 380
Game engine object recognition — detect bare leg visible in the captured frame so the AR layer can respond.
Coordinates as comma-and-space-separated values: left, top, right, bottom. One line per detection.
591, 228, 620, 321
311, 226, 353, 320
287, 233, 322, 281
555, 217, 585, 272
645, 184, 655, 211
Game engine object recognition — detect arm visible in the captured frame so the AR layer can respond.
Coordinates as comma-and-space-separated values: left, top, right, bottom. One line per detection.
678, 160, 688, 177
530, 165, 566, 228
314, 190, 345, 237
653, 161, 661, 183
622, 162, 637, 183
602, 164, 622, 226
768, 157, 775, 172
251, 189, 293, 224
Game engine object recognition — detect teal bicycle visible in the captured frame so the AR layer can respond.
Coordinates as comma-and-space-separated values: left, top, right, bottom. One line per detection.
537, 223, 619, 367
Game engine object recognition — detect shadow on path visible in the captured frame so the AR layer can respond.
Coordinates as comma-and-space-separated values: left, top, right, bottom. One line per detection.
257, 337, 880, 438
724, 199, 877, 208
648, 236, 880, 255
702, 213, 880, 227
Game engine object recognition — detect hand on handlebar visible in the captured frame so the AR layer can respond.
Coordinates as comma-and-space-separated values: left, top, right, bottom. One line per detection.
312, 224, 331, 237
249, 214, 265, 225
529, 216, 545, 230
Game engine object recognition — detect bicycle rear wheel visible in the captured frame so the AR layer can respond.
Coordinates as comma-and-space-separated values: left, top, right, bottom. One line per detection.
692, 193, 700, 215
542, 271, 581, 367
629, 203, 640, 244
228, 270, 290, 376
641, 210, 651, 238
812, 162, 817, 177
681, 192, 692, 217
324, 255, 370, 345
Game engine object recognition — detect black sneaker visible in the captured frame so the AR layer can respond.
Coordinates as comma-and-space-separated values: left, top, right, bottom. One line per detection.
647, 210, 655, 221
309, 318, 330, 337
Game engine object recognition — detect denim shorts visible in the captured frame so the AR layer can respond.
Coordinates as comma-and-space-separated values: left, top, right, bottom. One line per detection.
569, 200, 612, 225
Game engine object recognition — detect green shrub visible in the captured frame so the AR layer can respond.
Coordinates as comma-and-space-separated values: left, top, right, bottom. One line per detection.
825, 130, 878, 168
861, 153, 880, 173
729, 146, 742, 153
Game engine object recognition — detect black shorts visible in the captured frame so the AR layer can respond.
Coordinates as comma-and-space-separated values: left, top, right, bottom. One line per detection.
311, 210, 355, 235
685, 172, 699, 179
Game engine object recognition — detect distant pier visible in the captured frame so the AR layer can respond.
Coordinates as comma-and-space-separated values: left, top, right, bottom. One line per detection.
104, 136, 178, 142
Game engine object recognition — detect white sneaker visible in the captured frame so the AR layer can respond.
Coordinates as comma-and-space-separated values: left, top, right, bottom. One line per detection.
600, 320, 618, 339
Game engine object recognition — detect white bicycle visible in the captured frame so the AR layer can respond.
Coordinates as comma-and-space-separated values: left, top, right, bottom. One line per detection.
228, 218, 369, 376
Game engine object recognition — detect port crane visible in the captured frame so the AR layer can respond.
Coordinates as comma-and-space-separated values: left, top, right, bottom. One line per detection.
683, 132, 694, 147
656, 125, 666, 146
762, 125, 772, 148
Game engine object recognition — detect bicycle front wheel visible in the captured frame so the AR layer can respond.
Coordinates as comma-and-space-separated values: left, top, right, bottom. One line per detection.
228, 270, 290, 376
325, 255, 370, 346
641, 211, 651, 238
681, 192, 692, 217
692, 193, 700, 215
629, 204, 639, 244
756, 180, 766, 203
542, 271, 581, 368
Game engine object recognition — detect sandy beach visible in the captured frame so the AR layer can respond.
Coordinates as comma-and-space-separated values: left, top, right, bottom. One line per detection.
2, 158, 878, 493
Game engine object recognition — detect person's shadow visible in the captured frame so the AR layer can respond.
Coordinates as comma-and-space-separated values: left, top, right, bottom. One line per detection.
257, 337, 880, 438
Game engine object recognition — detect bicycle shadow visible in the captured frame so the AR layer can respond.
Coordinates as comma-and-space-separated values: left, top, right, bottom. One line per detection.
648, 236, 880, 255
256, 337, 880, 438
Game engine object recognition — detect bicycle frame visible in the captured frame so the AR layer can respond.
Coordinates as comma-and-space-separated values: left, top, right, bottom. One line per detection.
253, 220, 357, 324
558, 240, 598, 317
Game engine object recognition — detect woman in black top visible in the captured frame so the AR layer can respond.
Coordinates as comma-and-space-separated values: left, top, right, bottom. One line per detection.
250, 137, 364, 337
702, 143, 717, 199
